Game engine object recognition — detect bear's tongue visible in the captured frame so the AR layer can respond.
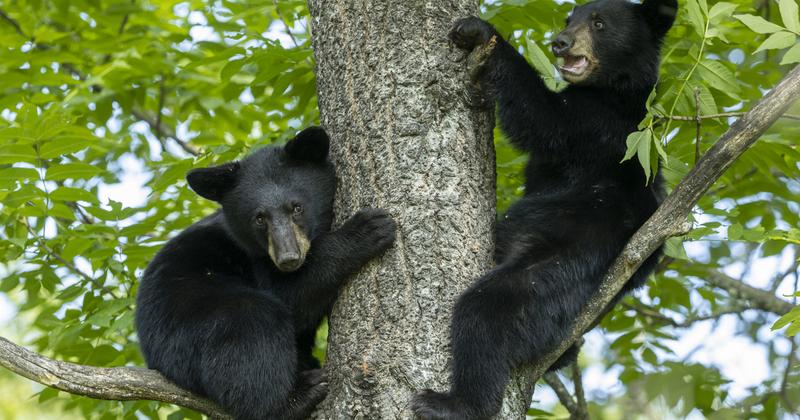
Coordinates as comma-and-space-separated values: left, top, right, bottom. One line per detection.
560, 56, 588, 74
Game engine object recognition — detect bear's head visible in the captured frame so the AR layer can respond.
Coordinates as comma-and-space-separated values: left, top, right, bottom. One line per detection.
186, 126, 335, 272
551, 0, 677, 87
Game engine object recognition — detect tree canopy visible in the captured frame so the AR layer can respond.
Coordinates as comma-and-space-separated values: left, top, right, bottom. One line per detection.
0, 0, 798, 418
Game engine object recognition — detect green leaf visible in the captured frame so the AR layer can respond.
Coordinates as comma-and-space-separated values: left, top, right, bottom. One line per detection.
0, 167, 40, 183
637, 130, 652, 181
708, 2, 738, 23
727, 223, 743, 240
734, 14, 786, 34
0, 144, 37, 164
221, 58, 247, 82
754, 31, 797, 52
664, 237, 689, 260
696, 59, 741, 96
37, 387, 60, 403
50, 186, 98, 203
61, 238, 93, 260
86, 298, 135, 327
39, 136, 93, 158
686, 0, 707, 36
46, 163, 103, 180
772, 305, 800, 336
781, 43, 800, 64
779, 0, 800, 33
525, 37, 560, 90
622, 130, 648, 162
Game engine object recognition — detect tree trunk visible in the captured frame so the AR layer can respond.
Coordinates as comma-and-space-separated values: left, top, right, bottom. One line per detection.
308, 1, 532, 418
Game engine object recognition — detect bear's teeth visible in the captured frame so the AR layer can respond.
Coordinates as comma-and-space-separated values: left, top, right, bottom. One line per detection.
560, 56, 588, 74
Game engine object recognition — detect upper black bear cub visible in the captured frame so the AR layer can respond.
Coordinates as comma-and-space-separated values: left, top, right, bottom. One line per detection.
135, 127, 396, 420
413, 0, 677, 418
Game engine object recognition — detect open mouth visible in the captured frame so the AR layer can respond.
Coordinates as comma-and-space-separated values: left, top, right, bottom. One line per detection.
559, 55, 589, 76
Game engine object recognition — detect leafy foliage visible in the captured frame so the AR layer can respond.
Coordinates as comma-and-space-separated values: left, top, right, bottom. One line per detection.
0, 0, 797, 418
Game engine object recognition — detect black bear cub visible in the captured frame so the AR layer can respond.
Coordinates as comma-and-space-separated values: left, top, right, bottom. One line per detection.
413, 0, 676, 418
135, 127, 396, 420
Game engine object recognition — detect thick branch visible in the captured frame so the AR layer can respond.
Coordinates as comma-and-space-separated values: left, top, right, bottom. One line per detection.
703, 269, 795, 315
0, 337, 231, 419
522, 65, 800, 386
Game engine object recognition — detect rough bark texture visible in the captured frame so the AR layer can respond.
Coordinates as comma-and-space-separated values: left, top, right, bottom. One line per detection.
0, 337, 230, 419
307, 1, 534, 418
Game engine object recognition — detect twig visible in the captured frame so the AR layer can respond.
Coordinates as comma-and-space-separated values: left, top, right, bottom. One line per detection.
543, 372, 578, 415
694, 88, 701, 164
779, 337, 798, 412
0, 8, 25, 37
780, 275, 799, 411
654, 112, 800, 122
22, 220, 101, 290
769, 250, 798, 294
273, 0, 300, 47
0, 337, 231, 419
100, 0, 135, 65
570, 363, 588, 420
656, 112, 745, 121
131, 109, 199, 156
155, 75, 166, 139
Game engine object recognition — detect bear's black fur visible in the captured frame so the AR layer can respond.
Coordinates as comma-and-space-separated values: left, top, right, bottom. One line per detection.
135, 127, 396, 420
413, 0, 677, 418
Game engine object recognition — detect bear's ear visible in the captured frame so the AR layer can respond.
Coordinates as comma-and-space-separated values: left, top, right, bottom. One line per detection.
284, 126, 330, 164
640, 0, 678, 41
186, 161, 241, 202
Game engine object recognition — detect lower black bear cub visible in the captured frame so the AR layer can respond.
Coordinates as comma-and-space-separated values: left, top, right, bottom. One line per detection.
413, 0, 677, 418
135, 127, 396, 420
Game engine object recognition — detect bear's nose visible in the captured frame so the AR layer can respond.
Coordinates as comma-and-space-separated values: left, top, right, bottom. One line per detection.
552, 33, 574, 56
277, 252, 301, 270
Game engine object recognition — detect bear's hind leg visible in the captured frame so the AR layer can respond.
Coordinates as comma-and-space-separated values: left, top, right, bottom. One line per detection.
413, 264, 534, 420
413, 255, 599, 419
199, 291, 313, 420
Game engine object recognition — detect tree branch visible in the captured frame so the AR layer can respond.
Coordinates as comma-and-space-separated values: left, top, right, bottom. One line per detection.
625, 301, 751, 328
543, 372, 579, 415
779, 337, 797, 411
702, 269, 795, 315
0, 337, 231, 419
0, 8, 25, 38
570, 362, 588, 420
522, 64, 800, 388
131, 109, 200, 156
655, 112, 800, 122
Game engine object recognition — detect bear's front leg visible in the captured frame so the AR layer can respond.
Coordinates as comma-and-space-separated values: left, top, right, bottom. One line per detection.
331, 208, 397, 268
274, 208, 396, 331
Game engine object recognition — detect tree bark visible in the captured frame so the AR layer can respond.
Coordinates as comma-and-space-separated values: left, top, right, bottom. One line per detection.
0, 337, 229, 419
307, 1, 533, 418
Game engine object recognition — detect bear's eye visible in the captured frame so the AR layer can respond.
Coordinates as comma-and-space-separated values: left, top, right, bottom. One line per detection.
593, 20, 604, 30
255, 214, 266, 226
292, 204, 303, 215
